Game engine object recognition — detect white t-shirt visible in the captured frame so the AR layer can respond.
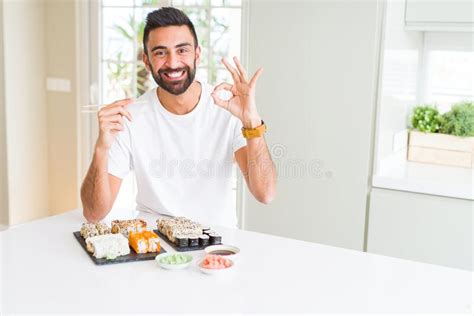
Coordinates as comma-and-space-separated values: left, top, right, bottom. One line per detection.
107, 82, 247, 228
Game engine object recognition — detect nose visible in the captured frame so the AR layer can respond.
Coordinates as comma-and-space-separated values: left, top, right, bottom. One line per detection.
165, 52, 180, 69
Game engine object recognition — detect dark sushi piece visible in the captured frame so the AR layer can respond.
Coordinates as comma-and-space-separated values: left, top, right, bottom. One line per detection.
209, 233, 222, 245
199, 234, 210, 247
188, 235, 199, 247
175, 235, 189, 248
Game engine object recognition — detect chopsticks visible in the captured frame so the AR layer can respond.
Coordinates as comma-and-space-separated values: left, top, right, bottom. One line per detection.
81, 100, 147, 113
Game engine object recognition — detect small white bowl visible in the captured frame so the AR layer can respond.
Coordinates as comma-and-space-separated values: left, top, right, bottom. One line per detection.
204, 245, 240, 261
155, 253, 193, 270
199, 257, 235, 275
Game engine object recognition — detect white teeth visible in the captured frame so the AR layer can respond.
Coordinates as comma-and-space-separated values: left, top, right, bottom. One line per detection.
166, 71, 184, 78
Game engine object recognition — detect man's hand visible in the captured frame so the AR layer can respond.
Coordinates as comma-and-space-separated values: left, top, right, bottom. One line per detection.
211, 57, 263, 128
96, 99, 133, 150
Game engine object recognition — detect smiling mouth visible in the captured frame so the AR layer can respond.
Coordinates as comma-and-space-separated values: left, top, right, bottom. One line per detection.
162, 70, 186, 81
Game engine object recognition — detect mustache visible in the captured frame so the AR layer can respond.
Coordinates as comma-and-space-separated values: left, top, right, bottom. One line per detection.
158, 67, 189, 75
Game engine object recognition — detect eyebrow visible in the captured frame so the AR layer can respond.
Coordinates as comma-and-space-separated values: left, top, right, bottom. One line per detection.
150, 42, 193, 53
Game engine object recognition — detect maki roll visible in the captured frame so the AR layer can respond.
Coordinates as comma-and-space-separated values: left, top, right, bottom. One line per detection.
199, 234, 210, 247
175, 235, 189, 248
209, 233, 222, 245
111, 219, 147, 237
188, 235, 199, 247
129, 230, 161, 254
85, 233, 130, 259
80, 222, 111, 239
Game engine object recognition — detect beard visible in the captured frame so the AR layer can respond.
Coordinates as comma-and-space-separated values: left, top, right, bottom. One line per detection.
150, 60, 197, 96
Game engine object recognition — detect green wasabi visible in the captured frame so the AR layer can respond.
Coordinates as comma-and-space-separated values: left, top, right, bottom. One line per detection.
159, 254, 192, 265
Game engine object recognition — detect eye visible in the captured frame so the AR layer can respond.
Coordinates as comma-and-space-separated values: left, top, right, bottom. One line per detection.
154, 50, 166, 57
178, 47, 189, 55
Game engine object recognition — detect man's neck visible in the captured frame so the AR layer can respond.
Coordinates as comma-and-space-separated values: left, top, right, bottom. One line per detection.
157, 81, 202, 115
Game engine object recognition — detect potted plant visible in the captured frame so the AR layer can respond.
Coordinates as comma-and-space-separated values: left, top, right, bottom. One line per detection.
408, 101, 474, 168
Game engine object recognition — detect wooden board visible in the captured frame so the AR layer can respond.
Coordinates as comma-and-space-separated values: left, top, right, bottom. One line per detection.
408, 131, 474, 168
73, 232, 166, 265
409, 131, 474, 152
154, 230, 221, 252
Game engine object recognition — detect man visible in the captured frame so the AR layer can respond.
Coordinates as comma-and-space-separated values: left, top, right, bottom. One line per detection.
81, 7, 276, 227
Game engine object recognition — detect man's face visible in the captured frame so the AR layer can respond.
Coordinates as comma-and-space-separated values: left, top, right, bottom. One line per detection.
143, 25, 200, 95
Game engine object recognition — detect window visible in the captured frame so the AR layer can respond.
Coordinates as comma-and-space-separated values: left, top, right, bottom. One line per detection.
97, 0, 243, 212
101, 0, 242, 102
372, 5, 474, 200
419, 32, 473, 112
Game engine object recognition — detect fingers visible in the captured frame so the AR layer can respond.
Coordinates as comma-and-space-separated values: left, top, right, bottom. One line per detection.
249, 67, 264, 88
233, 57, 248, 82
211, 83, 232, 110
98, 114, 123, 124
98, 98, 133, 122
222, 57, 263, 89
100, 121, 124, 133
212, 82, 233, 93
118, 108, 133, 122
222, 58, 241, 84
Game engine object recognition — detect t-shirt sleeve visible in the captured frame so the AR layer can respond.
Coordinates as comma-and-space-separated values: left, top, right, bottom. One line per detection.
232, 116, 247, 153
107, 123, 133, 179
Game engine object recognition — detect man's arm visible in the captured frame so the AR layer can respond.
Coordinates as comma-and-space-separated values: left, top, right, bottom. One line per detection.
212, 56, 276, 204
81, 148, 122, 222
235, 137, 276, 204
81, 99, 133, 222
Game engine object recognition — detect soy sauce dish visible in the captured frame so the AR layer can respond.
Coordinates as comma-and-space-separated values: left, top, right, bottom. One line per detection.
204, 245, 240, 260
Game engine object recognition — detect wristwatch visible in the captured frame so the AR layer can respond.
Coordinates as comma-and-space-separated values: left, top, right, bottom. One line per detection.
242, 120, 267, 139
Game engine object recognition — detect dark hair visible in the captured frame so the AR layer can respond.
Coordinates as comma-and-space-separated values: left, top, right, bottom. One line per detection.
143, 7, 198, 54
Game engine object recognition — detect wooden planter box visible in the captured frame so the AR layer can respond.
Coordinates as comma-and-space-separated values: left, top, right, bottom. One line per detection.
407, 131, 474, 168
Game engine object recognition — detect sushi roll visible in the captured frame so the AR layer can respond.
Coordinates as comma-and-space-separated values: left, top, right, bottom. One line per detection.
203, 230, 215, 236
80, 223, 98, 239
188, 235, 199, 247
85, 234, 130, 259
129, 231, 161, 254
111, 219, 147, 237
209, 233, 222, 245
199, 234, 210, 247
96, 222, 111, 235
175, 235, 189, 248
80, 222, 111, 239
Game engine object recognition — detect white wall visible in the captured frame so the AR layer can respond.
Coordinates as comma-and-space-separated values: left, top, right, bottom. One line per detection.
0, 0, 80, 225
3, 0, 50, 225
243, 0, 383, 250
0, 1, 8, 226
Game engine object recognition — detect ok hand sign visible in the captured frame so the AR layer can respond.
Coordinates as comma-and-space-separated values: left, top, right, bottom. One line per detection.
211, 57, 263, 128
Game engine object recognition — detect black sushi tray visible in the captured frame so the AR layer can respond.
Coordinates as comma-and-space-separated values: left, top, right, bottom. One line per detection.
73, 231, 166, 265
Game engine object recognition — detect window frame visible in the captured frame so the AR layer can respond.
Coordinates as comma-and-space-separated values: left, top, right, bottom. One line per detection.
81, 0, 249, 227
417, 31, 473, 107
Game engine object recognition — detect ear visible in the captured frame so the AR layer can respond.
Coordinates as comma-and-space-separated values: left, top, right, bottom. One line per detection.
143, 51, 151, 72
195, 45, 202, 66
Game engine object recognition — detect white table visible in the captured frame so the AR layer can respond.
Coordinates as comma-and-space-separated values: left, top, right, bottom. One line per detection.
0, 209, 472, 313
